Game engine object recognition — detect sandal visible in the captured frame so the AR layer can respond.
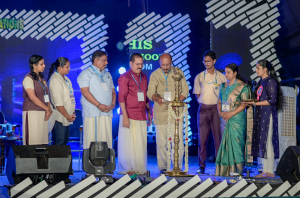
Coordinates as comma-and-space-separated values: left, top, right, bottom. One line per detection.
126, 171, 135, 176
254, 172, 267, 178
265, 172, 275, 178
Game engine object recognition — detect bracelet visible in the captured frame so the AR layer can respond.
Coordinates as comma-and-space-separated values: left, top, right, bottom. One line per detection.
97, 103, 101, 108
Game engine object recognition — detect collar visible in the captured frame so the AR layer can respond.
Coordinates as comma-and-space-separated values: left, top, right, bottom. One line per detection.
205, 68, 217, 75
129, 68, 143, 77
54, 71, 66, 80
159, 67, 172, 74
91, 64, 105, 74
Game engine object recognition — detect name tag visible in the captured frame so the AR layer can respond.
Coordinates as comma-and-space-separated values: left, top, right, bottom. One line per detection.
101, 82, 108, 92
137, 91, 144, 101
222, 101, 229, 112
44, 94, 49, 103
164, 92, 171, 101
70, 94, 75, 104
214, 83, 220, 90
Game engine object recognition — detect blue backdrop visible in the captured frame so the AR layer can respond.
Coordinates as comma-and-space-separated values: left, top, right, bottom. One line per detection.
0, 0, 210, 146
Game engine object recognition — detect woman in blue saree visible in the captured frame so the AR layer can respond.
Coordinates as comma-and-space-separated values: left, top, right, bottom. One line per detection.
215, 63, 253, 176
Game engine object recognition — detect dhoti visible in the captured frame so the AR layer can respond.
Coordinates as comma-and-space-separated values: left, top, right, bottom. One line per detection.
83, 116, 112, 149
118, 115, 147, 174
156, 122, 184, 171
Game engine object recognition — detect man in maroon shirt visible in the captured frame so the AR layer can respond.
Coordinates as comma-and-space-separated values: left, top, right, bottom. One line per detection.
117, 53, 152, 175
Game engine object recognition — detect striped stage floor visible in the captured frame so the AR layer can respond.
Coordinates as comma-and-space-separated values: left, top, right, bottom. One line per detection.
2, 156, 296, 197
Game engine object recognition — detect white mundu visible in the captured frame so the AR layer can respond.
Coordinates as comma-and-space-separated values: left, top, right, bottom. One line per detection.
83, 116, 112, 149
118, 115, 147, 174
77, 65, 115, 149
156, 122, 184, 170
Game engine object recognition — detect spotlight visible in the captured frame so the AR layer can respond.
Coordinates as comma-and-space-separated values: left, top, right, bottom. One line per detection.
82, 142, 115, 183
117, 107, 120, 114
118, 67, 126, 74
116, 86, 119, 92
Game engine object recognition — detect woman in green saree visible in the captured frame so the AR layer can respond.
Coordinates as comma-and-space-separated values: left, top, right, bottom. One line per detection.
215, 63, 253, 176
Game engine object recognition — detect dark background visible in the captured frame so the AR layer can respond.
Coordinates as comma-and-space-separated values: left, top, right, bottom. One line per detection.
0, 0, 210, 153
1, 0, 300, 156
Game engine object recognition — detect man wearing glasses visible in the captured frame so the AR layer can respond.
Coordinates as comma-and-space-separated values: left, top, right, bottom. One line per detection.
147, 53, 189, 174
193, 50, 226, 174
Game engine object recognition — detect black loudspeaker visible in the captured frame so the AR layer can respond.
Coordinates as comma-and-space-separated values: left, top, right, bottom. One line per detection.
276, 146, 300, 183
6, 145, 73, 184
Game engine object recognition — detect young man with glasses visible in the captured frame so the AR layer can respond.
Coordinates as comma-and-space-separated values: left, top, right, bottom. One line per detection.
193, 50, 226, 174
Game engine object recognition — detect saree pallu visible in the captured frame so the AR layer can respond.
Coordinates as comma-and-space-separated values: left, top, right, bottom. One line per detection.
215, 82, 253, 176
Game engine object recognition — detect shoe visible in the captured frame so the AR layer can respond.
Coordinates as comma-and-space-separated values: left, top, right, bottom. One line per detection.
197, 167, 205, 174
160, 169, 167, 174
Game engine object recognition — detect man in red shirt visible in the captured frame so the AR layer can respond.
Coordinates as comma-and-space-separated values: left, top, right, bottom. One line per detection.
117, 53, 152, 175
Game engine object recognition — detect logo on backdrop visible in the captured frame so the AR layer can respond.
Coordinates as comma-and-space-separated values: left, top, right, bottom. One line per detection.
0, 18, 24, 30
122, 12, 193, 144
129, 39, 166, 73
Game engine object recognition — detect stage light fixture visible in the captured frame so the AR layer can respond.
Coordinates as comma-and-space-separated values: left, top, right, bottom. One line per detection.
118, 67, 126, 74
82, 142, 115, 183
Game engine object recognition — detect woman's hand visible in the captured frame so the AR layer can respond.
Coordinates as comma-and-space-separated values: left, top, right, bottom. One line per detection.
66, 114, 76, 122
241, 101, 255, 106
224, 112, 234, 121
45, 108, 53, 121
219, 112, 226, 119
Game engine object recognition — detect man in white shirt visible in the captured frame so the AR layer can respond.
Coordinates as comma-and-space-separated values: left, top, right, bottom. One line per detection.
77, 50, 116, 149
193, 50, 227, 174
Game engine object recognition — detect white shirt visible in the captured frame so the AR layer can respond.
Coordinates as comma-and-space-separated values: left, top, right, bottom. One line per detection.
193, 69, 226, 105
77, 65, 115, 118
49, 72, 76, 126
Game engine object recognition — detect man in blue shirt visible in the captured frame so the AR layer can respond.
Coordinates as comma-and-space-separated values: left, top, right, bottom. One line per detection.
77, 50, 116, 149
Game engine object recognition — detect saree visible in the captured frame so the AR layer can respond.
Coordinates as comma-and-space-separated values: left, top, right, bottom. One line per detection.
215, 82, 253, 176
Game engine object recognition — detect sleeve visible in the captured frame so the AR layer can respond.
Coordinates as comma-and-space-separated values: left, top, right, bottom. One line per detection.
22, 76, 34, 90
193, 74, 201, 94
108, 73, 115, 89
49, 79, 64, 106
146, 72, 158, 101
240, 85, 251, 101
118, 75, 129, 103
180, 69, 189, 98
220, 72, 227, 84
77, 70, 91, 88
266, 79, 277, 105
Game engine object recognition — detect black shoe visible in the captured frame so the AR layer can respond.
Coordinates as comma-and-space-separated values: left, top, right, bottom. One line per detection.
160, 169, 167, 174
197, 167, 205, 174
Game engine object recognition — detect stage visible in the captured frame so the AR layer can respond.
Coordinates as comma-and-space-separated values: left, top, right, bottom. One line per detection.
1, 156, 297, 198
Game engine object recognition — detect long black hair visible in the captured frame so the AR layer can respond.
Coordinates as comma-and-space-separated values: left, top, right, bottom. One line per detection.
225, 63, 251, 85
29, 55, 44, 81
47, 57, 69, 81
254, 60, 284, 112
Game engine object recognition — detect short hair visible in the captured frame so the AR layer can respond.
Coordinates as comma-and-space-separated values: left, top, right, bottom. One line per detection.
203, 50, 216, 60
91, 50, 107, 63
159, 54, 172, 62
130, 53, 143, 62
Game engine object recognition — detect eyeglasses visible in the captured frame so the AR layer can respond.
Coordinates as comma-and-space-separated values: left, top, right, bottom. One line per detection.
202, 60, 212, 64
